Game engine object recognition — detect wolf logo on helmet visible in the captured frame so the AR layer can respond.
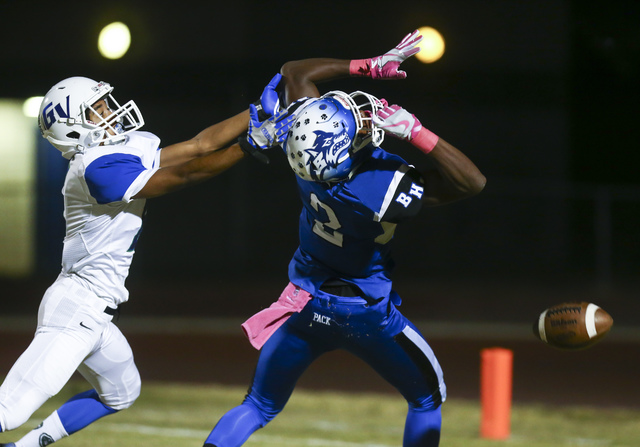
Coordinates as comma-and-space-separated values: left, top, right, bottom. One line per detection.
285, 90, 385, 182
305, 127, 353, 181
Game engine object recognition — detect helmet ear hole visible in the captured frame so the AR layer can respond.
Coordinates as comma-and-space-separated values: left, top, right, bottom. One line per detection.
66, 131, 80, 140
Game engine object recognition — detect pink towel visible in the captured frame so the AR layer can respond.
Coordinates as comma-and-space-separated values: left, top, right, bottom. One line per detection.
242, 283, 312, 350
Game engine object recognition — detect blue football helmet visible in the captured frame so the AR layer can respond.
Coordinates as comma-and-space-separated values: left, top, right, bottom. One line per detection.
285, 90, 385, 182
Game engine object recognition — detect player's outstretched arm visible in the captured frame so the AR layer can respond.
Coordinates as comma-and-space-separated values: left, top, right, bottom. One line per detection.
132, 75, 293, 198
132, 110, 249, 198
281, 30, 423, 106
373, 102, 486, 206
422, 138, 486, 206
159, 110, 250, 168
281, 58, 350, 104
132, 143, 245, 199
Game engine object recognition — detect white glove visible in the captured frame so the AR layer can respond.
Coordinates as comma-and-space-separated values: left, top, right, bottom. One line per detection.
372, 103, 422, 140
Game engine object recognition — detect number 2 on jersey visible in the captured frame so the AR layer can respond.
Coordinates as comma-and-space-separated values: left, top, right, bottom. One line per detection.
310, 193, 343, 247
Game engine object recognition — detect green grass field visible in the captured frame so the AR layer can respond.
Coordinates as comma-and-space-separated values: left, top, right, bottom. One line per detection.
1, 380, 638, 447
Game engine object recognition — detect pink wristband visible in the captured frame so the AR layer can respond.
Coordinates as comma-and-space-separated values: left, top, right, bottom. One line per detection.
411, 127, 439, 154
350, 59, 371, 77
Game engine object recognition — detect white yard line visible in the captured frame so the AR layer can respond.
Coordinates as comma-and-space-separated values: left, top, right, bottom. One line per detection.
103, 422, 616, 447
104, 422, 395, 447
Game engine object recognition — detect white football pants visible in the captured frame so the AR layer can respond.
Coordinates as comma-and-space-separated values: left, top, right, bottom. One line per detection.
0, 275, 141, 431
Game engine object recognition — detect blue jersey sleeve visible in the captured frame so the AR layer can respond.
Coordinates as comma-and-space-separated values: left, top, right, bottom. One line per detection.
85, 153, 146, 204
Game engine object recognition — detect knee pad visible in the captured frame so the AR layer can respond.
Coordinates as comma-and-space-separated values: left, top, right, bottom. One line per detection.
244, 393, 282, 424
409, 393, 442, 412
100, 367, 141, 411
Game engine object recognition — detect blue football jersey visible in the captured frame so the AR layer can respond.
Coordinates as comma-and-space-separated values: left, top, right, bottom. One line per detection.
288, 146, 425, 301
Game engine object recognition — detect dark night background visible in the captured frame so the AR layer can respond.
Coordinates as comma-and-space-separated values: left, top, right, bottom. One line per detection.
0, 0, 638, 329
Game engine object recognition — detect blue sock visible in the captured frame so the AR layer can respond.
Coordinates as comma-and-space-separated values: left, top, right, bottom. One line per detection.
57, 389, 117, 435
204, 402, 266, 447
403, 405, 442, 447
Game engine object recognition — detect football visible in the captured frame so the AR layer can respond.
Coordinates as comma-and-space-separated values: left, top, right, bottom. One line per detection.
533, 302, 613, 350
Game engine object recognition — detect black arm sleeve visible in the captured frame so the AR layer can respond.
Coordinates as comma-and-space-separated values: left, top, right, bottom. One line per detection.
381, 166, 425, 223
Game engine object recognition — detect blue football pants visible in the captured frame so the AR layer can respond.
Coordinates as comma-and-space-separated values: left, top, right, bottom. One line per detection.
205, 294, 445, 447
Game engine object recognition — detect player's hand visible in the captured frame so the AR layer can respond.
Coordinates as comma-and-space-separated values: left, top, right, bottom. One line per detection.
249, 105, 295, 148
239, 105, 295, 164
372, 102, 422, 140
253, 73, 283, 121
368, 30, 423, 79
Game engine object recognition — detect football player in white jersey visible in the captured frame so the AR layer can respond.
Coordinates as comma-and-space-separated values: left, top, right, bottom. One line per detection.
0, 75, 290, 447
202, 31, 486, 447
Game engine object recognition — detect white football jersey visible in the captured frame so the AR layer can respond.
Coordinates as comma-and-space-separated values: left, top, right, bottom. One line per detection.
60, 131, 162, 305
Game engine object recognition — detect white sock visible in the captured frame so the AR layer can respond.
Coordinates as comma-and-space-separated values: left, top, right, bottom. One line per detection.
15, 411, 68, 447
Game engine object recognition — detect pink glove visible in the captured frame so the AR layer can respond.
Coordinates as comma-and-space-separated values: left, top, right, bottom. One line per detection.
373, 103, 439, 154
350, 30, 423, 79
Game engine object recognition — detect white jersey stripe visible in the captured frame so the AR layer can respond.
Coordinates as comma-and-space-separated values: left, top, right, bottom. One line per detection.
401, 325, 446, 400
375, 164, 410, 222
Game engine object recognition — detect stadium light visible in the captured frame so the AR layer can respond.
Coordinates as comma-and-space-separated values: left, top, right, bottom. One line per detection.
98, 22, 131, 60
416, 26, 445, 63
23, 96, 44, 118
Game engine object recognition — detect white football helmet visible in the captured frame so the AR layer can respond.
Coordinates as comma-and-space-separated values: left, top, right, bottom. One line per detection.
38, 77, 144, 159
284, 90, 385, 182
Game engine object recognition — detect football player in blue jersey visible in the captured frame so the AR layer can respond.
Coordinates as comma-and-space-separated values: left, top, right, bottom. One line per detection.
203, 30, 486, 447
0, 76, 290, 447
